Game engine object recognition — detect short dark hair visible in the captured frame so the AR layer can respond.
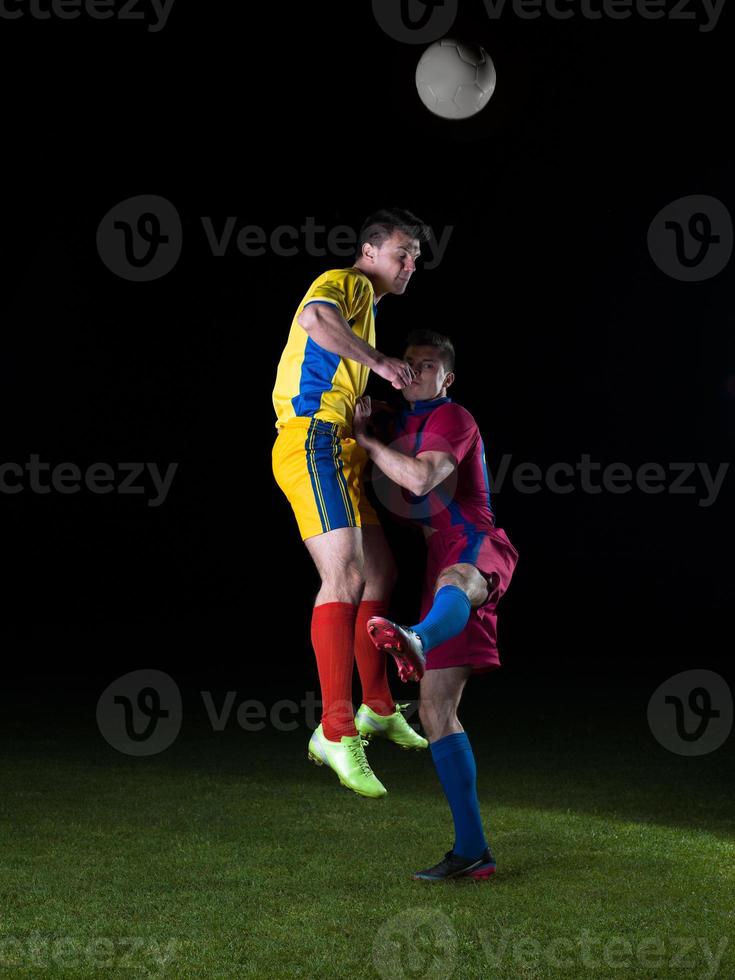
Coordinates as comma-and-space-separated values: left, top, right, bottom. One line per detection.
356, 208, 431, 259
404, 329, 455, 373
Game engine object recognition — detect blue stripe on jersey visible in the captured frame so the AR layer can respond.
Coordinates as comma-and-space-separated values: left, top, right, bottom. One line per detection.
458, 527, 485, 564
431, 482, 479, 541
478, 437, 494, 517
291, 336, 341, 418
412, 414, 433, 454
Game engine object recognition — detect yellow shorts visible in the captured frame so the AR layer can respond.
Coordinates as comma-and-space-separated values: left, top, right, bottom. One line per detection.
272, 417, 380, 541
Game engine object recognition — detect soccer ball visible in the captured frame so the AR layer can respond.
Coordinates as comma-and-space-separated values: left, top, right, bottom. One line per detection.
415, 39, 497, 120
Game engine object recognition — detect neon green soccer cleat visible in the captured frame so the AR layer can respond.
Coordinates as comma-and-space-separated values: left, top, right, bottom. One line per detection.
355, 702, 429, 751
307, 724, 387, 798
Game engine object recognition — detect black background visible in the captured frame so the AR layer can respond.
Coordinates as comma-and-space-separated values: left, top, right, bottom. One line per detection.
0, 0, 732, 701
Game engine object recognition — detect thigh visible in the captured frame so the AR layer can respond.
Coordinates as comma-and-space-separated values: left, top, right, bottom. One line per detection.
304, 526, 364, 582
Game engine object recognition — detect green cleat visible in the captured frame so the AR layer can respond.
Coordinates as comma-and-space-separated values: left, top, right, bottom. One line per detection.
355, 702, 429, 751
307, 724, 387, 798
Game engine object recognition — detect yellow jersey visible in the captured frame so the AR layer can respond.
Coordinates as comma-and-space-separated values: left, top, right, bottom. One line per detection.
272, 268, 377, 430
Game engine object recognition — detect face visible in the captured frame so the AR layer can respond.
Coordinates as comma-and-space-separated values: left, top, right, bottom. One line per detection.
402, 345, 454, 403
361, 230, 421, 296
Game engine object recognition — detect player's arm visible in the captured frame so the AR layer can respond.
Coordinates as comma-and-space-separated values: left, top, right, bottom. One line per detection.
371, 445, 455, 497
297, 302, 414, 389
354, 398, 455, 496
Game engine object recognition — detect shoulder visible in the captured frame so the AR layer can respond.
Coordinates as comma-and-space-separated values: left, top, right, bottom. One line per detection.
315, 268, 373, 294
429, 402, 478, 430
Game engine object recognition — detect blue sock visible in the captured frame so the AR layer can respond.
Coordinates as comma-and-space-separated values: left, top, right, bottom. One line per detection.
411, 585, 471, 654
430, 732, 487, 860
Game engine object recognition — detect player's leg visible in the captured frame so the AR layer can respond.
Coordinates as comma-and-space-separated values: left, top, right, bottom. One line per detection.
273, 418, 367, 738
412, 562, 494, 652
303, 526, 388, 798
305, 524, 366, 606
353, 523, 395, 715
272, 420, 386, 797
304, 526, 364, 739
418, 663, 471, 742
354, 524, 429, 748
413, 665, 496, 881
366, 562, 493, 681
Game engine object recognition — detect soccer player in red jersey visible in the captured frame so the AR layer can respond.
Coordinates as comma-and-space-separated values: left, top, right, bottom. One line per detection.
353, 329, 519, 879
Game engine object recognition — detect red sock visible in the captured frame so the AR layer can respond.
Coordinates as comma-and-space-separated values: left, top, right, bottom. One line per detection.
354, 600, 395, 716
311, 602, 358, 741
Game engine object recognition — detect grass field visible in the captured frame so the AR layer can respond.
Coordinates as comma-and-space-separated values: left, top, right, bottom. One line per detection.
0, 675, 733, 979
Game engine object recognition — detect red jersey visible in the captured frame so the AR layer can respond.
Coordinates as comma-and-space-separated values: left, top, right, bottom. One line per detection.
388, 397, 495, 533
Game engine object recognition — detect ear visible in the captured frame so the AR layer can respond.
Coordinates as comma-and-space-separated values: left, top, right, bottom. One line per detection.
361, 241, 376, 262
444, 372, 455, 391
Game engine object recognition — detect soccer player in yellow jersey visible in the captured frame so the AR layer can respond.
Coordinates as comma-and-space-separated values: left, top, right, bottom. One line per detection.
272, 208, 431, 798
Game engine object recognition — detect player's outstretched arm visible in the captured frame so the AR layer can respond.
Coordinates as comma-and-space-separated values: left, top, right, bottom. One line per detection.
354, 398, 455, 495
298, 304, 414, 389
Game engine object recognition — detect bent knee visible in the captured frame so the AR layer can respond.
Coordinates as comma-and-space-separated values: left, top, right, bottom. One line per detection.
436, 566, 488, 607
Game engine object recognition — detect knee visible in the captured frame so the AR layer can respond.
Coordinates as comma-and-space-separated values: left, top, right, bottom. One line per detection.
322, 562, 365, 602
343, 563, 366, 599
436, 568, 488, 608
436, 568, 465, 595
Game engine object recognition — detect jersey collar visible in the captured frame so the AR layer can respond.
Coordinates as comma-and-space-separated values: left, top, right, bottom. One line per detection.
406, 396, 452, 416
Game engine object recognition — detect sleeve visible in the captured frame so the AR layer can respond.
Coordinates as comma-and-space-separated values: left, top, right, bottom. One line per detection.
417, 404, 478, 465
304, 269, 370, 322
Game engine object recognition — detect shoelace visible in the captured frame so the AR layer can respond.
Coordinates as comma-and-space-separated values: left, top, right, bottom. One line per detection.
348, 736, 373, 776
395, 702, 419, 724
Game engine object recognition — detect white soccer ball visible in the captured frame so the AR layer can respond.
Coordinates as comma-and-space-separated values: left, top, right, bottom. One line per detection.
415, 39, 497, 120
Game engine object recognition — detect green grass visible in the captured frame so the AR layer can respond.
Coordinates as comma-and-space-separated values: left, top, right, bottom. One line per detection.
0, 687, 733, 978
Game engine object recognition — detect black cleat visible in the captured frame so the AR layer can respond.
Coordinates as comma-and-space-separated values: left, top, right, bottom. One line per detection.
412, 847, 497, 882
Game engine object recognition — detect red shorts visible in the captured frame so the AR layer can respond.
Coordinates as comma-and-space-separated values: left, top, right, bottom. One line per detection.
420, 526, 518, 674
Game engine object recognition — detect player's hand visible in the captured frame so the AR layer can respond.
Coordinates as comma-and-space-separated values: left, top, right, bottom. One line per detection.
353, 396, 374, 447
373, 356, 415, 390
